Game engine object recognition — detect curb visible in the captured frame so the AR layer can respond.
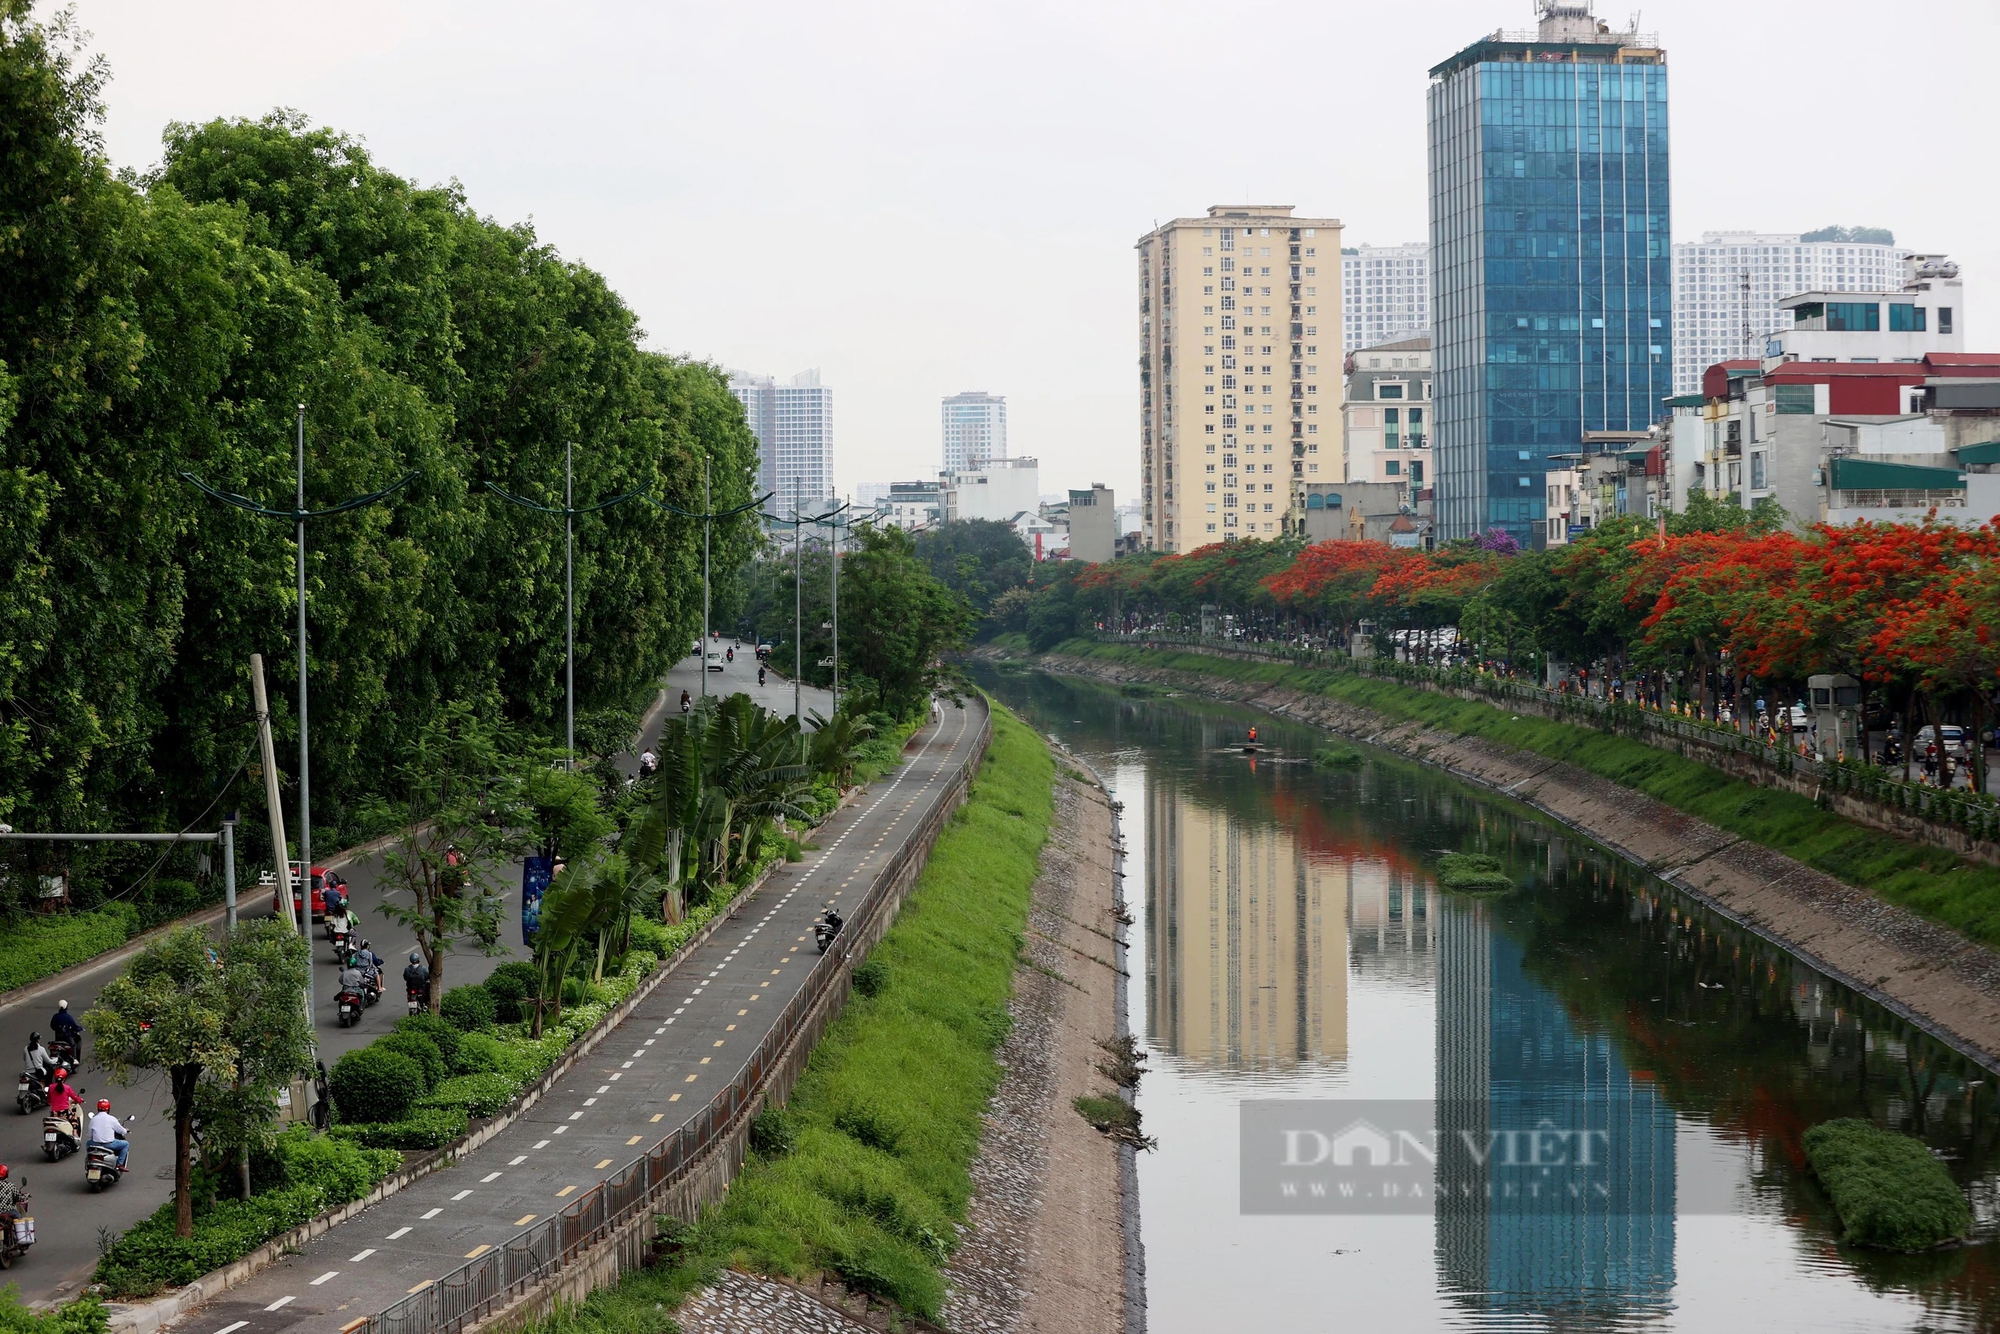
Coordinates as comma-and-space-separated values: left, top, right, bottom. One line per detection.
101, 860, 782, 1334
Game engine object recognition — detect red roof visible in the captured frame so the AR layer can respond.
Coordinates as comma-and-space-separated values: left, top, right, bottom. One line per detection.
1701, 360, 1760, 400
1925, 353, 2000, 377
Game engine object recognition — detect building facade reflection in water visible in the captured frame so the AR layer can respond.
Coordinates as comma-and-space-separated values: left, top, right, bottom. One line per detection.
1145, 774, 1348, 1067
1436, 897, 1678, 1320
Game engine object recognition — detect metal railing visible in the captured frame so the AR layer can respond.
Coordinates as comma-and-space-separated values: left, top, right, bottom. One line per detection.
363, 704, 989, 1334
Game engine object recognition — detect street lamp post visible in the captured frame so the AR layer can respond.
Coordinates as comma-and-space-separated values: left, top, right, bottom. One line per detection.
180, 406, 415, 980
484, 449, 649, 768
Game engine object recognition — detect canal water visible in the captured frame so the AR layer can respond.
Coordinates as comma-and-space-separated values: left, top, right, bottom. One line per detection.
974, 665, 2000, 1333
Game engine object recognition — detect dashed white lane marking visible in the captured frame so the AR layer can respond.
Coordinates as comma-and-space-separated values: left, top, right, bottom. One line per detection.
509, 1155, 528, 1165
595, 1085, 610, 1093
216, 1322, 249, 1334
481, 1171, 503, 1182
568, 1110, 585, 1120
421, 1208, 443, 1219
452, 1189, 474, 1200
533, 1140, 550, 1149
621, 1061, 634, 1069
554, 1125, 569, 1134
388, 1226, 412, 1239
350, 1248, 376, 1262
609, 1073, 621, 1081
310, 1271, 339, 1285
265, 1296, 295, 1311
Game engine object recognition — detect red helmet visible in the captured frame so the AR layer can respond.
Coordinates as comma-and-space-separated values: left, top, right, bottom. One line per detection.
0, 1164, 10, 1179
97, 1099, 111, 1112
52, 1068, 67, 1081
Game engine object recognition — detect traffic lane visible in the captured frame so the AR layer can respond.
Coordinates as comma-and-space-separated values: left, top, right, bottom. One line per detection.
663, 640, 833, 728
178, 702, 979, 1332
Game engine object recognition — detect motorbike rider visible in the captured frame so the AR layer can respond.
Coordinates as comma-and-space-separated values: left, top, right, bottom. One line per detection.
758, 664, 767, 687
679, 689, 691, 715
822, 905, 843, 935
0, 1163, 24, 1213
322, 875, 349, 922
87, 1099, 129, 1172
47, 1068, 82, 1140
638, 748, 658, 780
338, 961, 367, 1003
403, 950, 431, 1004
50, 1000, 82, 1060
352, 940, 385, 999
725, 645, 734, 663
23, 1033, 52, 1088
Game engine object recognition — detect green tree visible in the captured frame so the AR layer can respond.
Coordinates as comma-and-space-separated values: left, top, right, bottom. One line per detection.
84, 923, 311, 1236
363, 703, 520, 1010
839, 526, 975, 716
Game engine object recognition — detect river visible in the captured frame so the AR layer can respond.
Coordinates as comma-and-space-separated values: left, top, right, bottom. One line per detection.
974, 665, 2000, 1333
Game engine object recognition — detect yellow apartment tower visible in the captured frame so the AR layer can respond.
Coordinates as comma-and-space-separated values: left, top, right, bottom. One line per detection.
1137, 205, 1344, 552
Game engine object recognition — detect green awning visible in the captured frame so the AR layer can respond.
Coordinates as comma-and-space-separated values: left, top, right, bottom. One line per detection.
1662, 394, 1705, 408
1828, 456, 1965, 490
1955, 440, 2000, 466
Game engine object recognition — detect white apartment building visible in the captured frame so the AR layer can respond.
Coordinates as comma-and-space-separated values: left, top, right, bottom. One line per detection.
1136, 205, 1344, 551
941, 391, 1008, 473
943, 456, 1040, 524
1672, 231, 1912, 395
1341, 336, 1432, 500
729, 368, 835, 514
1341, 243, 1429, 355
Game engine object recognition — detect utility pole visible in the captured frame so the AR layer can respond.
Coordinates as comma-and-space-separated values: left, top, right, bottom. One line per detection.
251, 654, 311, 1029
484, 450, 649, 769
793, 477, 803, 724
701, 454, 711, 699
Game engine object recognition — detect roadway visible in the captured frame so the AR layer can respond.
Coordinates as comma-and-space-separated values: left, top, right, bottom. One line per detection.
0, 648, 829, 1305
169, 690, 982, 1334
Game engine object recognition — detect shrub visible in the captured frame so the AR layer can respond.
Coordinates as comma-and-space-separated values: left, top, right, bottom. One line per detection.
421, 1072, 521, 1118
452, 1030, 537, 1081
851, 959, 888, 998
0, 1292, 107, 1334
1311, 744, 1363, 767
555, 1000, 608, 1040
561, 975, 587, 1006
330, 1046, 423, 1125
483, 961, 541, 1023
626, 916, 674, 957
1804, 1118, 1972, 1250
439, 984, 498, 1032
0, 905, 138, 991
375, 1031, 446, 1093
397, 1012, 462, 1066
330, 1107, 469, 1150
749, 1107, 796, 1157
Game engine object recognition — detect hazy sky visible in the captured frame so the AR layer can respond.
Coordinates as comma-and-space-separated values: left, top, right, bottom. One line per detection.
65, 0, 2000, 504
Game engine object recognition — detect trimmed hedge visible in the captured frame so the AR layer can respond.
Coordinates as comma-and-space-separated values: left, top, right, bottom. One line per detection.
1804, 1118, 1971, 1251
481, 961, 540, 1023
94, 1128, 397, 1297
0, 904, 138, 991
421, 1072, 520, 1118
330, 1045, 423, 1124
375, 1030, 446, 1092
330, 1107, 469, 1150
440, 983, 497, 1031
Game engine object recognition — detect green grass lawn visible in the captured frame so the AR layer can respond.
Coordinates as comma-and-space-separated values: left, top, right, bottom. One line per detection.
1057, 639, 2000, 951
530, 700, 1054, 1332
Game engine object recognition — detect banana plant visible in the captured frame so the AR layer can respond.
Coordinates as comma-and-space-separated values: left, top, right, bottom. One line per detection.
806, 706, 877, 787
529, 873, 596, 1037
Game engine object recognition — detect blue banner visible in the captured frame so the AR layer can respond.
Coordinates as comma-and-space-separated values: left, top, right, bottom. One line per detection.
521, 856, 552, 946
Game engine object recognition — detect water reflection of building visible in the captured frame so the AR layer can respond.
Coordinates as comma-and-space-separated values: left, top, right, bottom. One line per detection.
1145, 779, 1348, 1066
1435, 898, 1677, 1321
1348, 863, 1436, 986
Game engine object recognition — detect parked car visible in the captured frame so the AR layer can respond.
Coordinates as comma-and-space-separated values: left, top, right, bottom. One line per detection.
1915, 725, 1969, 758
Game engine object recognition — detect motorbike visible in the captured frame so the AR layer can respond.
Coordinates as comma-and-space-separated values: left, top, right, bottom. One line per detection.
45, 1039, 76, 1070
813, 915, 842, 954
15, 1072, 47, 1117
330, 923, 353, 965
41, 1112, 78, 1162
336, 983, 365, 1028
406, 981, 429, 1017
0, 1190, 32, 1269
84, 1142, 121, 1193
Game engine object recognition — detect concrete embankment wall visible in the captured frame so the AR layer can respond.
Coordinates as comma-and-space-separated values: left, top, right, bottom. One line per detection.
1027, 649, 2000, 1074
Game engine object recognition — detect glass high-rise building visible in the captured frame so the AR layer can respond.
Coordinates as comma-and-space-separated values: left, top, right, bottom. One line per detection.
941, 391, 1008, 473
1428, 3, 1671, 542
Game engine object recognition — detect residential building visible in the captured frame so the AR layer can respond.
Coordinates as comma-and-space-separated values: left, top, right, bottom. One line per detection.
1672, 230, 1913, 395
1300, 481, 1432, 548
1541, 439, 1666, 547
1342, 336, 1433, 503
1136, 204, 1345, 551
861, 479, 943, 531
1818, 414, 2000, 529
1686, 352, 2000, 527
942, 456, 1040, 524
1066, 484, 1117, 563
1762, 256, 1965, 364
1342, 243, 1430, 353
941, 391, 1008, 472
1428, 3, 1671, 543
728, 368, 834, 515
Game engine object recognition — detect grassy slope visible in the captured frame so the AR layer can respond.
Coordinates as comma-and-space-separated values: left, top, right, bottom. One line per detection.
534, 702, 1054, 1332
1061, 639, 2000, 950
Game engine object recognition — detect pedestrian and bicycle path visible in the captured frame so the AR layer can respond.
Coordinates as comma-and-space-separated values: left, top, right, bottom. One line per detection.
173, 697, 984, 1334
